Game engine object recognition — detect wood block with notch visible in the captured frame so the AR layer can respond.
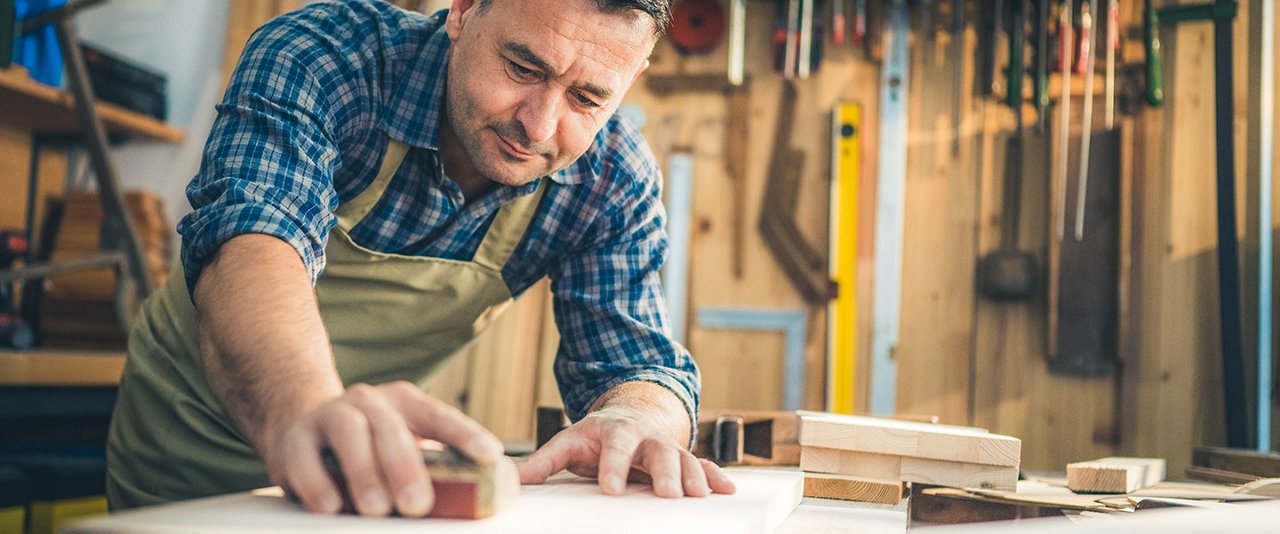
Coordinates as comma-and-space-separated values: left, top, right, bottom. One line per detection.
694, 410, 802, 466
1066, 457, 1165, 494
798, 412, 1021, 467
801, 447, 1018, 491
326, 448, 519, 519
802, 473, 903, 505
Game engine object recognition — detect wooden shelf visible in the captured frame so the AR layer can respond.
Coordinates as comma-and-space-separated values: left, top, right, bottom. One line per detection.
0, 66, 184, 143
0, 349, 125, 386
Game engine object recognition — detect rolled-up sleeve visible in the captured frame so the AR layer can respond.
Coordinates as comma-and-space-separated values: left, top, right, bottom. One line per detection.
177, 11, 356, 297
549, 157, 701, 447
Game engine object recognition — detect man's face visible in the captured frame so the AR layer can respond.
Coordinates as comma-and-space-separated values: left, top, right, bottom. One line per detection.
444, 0, 655, 186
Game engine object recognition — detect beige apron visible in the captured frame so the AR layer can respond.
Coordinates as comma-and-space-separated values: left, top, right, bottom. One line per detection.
106, 140, 547, 509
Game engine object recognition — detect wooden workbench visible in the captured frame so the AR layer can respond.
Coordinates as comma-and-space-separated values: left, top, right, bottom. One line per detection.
64, 468, 910, 533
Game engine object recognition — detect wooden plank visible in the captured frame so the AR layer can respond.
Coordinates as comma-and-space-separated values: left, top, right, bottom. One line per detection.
1192, 446, 1280, 478
0, 67, 183, 142
798, 412, 1022, 467
801, 447, 1018, 491
1066, 457, 1166, 494
65, 468, 803, 534
802, 473, 904, 505
0, 350, 124, 386
1184, 465, 1263, 485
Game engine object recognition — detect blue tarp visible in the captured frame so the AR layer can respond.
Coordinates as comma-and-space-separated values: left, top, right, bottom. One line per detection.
13, 0, 68, 87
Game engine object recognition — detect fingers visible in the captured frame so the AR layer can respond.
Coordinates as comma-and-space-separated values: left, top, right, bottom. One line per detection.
318, 399, 389, 516
517, 434, 580, 484
637, 440, 683, 498
269, 381, 495, 518
596, 431, 641, 495
386, 382, 504, 465
678, 450, 711, 498
342, 384, 433, 517
700, 459, 737, 494
278, 426, 343, 514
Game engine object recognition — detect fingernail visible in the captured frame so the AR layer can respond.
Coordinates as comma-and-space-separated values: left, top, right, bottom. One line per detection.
362, 489, 390, 516
659, 479, 682, 498
319, 493, 342, 514
469, 436, 504, 462
401, 481, 432, 516
607, 475, 626, 494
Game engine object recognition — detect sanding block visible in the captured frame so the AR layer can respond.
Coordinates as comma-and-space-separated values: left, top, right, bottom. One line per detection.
321, 446, 519, 519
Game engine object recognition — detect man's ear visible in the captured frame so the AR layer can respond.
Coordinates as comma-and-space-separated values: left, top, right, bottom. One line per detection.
628, 59, 651, 88
446, 0, 482, 41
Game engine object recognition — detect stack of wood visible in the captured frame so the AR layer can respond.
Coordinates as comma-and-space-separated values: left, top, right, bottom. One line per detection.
798, 412, 1022, 505
39, 190, 170, 350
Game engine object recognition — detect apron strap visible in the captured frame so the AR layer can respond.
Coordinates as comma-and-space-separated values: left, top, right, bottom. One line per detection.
472, 177, 549, 271
335, 139, 411, 229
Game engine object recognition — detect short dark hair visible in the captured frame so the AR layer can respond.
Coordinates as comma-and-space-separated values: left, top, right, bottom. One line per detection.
475, 0, 671, 36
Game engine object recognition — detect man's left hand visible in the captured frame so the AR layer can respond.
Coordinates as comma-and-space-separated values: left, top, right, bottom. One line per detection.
516, 407, 737, 498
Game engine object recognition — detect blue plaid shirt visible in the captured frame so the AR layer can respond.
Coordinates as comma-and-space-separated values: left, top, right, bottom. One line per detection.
178, 0, 698, 433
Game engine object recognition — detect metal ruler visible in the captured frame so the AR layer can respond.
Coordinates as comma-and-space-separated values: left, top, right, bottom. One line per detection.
663, 152, 694, 344
697, 308, 808, 411
1258, 0, 1274, 453
828, 102, 860, 414
870, 0, 909, 416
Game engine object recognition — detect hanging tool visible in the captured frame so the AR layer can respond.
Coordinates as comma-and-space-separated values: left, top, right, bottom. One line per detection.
870, 0, 909, 415
1073, 0, 1098, 241
853, 0, 868, 47
829, 102, 860, 413
728, 0, 746, 85
1258, 0, 1275, 454
669, 0, 726, 55
1073, 0, 1093, 75
1146, 0, 1245, 447
950, 0, 964, 155
1033, 0, 1050, 131
979, 0, 1036, 301
798, 0, 815, 78
977, 0, 1004, 96
832, 0, 846, 45
759, 82, 829, 304
1143, 0, 1164, 106
1053, 0, 1073, 241
1103, 0, 1118, 128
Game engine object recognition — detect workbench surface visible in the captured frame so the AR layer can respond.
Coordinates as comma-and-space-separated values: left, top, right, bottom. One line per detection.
67, 468, 910, 533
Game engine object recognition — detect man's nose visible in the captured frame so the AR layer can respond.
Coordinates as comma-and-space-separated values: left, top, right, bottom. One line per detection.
516, 90, 559, 145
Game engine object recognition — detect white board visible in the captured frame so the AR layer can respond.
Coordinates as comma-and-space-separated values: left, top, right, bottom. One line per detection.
67, 469, 802, 534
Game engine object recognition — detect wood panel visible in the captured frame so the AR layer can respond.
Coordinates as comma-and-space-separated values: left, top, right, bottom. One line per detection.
801, 446, 1018, 491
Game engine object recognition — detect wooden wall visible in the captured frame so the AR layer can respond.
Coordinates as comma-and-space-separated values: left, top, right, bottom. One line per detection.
209, 0, 1280, 474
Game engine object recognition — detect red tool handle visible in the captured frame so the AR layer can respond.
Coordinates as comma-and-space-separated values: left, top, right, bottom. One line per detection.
1074, 0, 1093, 75
833, 0, 846, 45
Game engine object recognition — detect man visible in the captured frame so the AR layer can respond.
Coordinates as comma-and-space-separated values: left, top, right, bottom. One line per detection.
106, 0, 735, 517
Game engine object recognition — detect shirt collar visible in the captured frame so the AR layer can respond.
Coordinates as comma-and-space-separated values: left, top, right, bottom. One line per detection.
378, 10, 603, 186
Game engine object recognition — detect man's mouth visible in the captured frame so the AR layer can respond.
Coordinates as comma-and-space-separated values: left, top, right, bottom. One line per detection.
495, 130, 536, 160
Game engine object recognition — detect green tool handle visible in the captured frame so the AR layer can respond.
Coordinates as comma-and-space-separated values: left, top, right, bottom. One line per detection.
1144, 0, 1164, 106
1007, 0, 1026, 110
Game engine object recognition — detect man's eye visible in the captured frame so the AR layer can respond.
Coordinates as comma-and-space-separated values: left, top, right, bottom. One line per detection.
573, 92, 601, 108
507, 61, 541, 82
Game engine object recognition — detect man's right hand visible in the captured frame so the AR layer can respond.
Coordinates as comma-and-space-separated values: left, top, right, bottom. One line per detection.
260, 381, 505, 517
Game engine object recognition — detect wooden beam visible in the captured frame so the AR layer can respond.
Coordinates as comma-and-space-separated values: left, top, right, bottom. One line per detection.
798, 412, 1022, 467
802, 473, 903, 505
801, 447, 1018, 491
1066, 457, 1166, 494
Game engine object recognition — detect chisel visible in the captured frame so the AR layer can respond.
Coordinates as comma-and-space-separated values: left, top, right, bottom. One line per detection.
1054, 0, 1072, 241
1073, 0, 1098, 241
